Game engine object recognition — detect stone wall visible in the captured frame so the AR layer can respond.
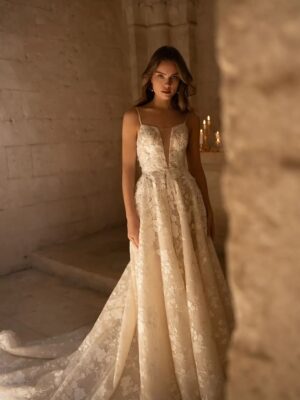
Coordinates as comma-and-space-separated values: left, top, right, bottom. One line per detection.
0, 1, 131, 274
217, 0, 300, 398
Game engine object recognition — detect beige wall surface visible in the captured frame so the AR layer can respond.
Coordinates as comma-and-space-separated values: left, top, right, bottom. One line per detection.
217, 0, 300, 399
0, 1, 131, 273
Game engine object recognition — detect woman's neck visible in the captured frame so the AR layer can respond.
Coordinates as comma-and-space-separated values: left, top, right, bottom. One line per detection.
150, 97, 173, 110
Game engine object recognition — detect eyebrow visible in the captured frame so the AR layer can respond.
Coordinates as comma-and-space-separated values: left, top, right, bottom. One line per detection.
155, 70, 179, 76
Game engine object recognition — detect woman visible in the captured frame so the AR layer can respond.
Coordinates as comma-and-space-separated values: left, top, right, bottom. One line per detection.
0, 46, 234, 400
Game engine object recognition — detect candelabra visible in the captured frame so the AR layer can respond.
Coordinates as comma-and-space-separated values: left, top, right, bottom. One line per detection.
199, 115, 223, 152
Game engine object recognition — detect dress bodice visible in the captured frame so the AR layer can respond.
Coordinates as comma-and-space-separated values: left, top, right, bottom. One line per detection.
136, 108, 190, 176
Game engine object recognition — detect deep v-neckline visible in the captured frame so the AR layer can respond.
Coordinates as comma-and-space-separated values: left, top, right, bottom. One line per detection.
139, 121, 187, 168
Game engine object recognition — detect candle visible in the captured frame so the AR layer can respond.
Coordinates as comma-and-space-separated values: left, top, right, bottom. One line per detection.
207, 115, 211, 125
200, 129, 203, 147
216, 131, 221, 145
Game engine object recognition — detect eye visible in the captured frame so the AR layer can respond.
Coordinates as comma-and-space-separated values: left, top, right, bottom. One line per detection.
171, 76, 179, 81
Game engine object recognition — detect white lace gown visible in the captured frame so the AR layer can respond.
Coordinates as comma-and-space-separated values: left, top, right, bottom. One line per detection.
0, 107, 235, 400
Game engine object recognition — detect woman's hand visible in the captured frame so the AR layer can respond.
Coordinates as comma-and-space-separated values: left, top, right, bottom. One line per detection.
127, 212, 140, 249
206, 207, 215, 239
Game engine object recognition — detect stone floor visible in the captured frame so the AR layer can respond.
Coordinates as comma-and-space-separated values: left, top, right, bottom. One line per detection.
0, 268, 109, 342
0, 225, 129, 342
0, 224, 226, 342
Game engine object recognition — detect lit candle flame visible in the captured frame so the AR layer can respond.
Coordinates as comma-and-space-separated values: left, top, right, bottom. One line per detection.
216, 131, 221, 145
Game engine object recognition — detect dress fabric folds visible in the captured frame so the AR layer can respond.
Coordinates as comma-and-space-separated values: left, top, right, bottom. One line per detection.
0, 107, 235, 400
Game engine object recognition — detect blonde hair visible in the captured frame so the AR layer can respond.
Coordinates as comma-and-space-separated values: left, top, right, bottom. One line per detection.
134, 46, 196, 113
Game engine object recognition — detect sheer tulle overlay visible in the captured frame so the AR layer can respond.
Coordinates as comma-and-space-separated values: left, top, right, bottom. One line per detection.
0, 108, 235, 399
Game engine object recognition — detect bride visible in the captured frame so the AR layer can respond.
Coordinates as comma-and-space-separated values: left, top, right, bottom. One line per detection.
0, 45, 235, 400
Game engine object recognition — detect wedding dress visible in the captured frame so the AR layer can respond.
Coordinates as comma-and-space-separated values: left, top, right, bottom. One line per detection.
0, 106, 235, 400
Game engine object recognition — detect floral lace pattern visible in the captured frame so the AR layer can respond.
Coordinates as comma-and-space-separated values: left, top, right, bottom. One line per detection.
0, 114, 235, 399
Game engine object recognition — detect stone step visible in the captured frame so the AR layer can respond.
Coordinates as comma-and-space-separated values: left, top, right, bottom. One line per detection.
29, 224, 227, 294
29, 225, 130, 295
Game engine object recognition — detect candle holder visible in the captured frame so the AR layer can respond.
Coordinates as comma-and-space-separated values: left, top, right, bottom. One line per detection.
199, 115, 223, 152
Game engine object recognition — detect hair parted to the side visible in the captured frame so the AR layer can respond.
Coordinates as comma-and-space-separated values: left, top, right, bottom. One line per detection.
134, 45, 196, 113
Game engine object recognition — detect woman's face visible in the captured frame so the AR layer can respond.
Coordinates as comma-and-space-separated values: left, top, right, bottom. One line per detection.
151, 60, 181, 99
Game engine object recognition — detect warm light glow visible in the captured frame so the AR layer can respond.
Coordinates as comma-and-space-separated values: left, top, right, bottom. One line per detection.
200, 129, 203, 147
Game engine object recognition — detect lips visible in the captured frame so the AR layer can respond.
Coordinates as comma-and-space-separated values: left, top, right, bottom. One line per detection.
162, 90, 171, 94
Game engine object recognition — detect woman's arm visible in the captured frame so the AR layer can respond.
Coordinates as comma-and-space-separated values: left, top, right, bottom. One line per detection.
186, 112, 213, 215
122, 108, 141, 248
121, 109, 139, 220
186, 111, 215, 238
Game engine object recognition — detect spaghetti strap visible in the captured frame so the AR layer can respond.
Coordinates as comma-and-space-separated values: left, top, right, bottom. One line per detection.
135, 107, 142, 126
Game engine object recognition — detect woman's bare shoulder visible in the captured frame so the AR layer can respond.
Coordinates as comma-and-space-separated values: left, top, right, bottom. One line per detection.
122, 107, 140, 131
123, 107, 139, 121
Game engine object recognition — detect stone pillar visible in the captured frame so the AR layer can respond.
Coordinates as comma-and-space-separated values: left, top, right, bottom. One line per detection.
196, 0, 221, 128
217, 1, 300, 399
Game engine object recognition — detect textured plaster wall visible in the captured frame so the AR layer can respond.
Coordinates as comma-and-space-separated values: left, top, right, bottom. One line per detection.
217, 1, 300, 398
0, 1, 131, 273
